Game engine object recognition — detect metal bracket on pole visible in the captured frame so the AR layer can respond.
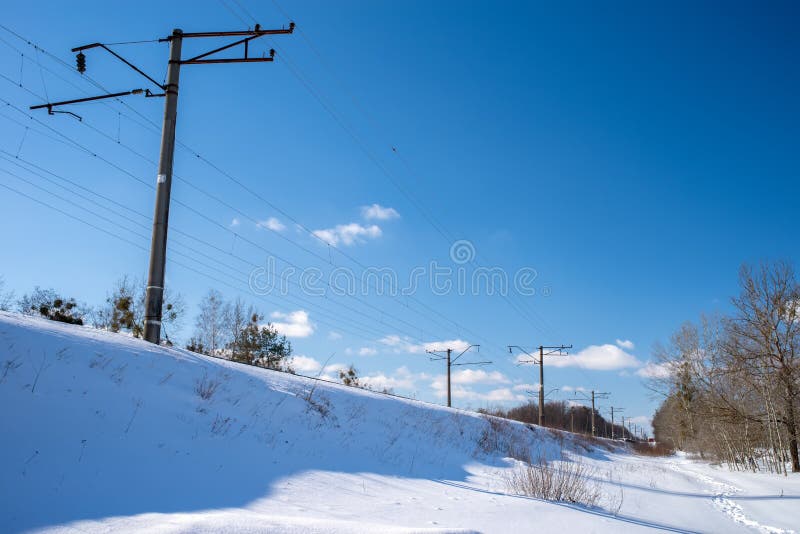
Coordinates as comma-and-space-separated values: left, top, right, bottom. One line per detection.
29, 22, 295, 345
29, 88, 150, 117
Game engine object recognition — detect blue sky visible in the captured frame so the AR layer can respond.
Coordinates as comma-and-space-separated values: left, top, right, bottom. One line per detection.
1, 0, 798, 432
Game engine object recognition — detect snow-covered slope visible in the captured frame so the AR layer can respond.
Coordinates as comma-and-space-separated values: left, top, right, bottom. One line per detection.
1, 312, 798, 533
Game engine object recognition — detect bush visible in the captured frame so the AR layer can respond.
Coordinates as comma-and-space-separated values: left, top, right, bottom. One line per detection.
339, 364, 361, 387
18, 287, 84, 325
96, 276, 184, 341
505, 456, 601, 507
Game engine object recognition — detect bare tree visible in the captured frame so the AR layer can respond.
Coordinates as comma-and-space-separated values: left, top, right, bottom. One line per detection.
223, 297, 255, 358
727, 261, 800, 472
651, 261, 800, 474
192, 289, 227, 355
100, 276, 185, 343
0, 276, 14, 311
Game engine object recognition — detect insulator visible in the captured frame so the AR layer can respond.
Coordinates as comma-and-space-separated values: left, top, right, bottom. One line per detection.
76, 52, 86, 74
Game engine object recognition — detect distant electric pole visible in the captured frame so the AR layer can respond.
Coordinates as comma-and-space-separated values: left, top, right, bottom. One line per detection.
569, 389, 609, 437
427, 345, 487, 408
610, 406, 624, 440
590, 390, 609, 437
509, 344, 571, 427
30, 22, 295, 344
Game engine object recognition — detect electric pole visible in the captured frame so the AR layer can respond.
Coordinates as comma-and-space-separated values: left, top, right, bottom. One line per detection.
145, 29, 182, 344
29, 22, 296, 344
569, 389, 609, 437
610, 406, 624, 440
427, 345, 487, 408
509, 344, 571, 427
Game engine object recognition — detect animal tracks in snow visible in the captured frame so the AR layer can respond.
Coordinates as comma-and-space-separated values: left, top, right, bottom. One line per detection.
668, 461, 793, 534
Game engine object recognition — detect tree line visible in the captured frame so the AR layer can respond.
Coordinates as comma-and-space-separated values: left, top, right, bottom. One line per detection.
481, 401, 634, 440
0, 277, 380, 384
649, 261, 799, 474
1, 277, 295, 374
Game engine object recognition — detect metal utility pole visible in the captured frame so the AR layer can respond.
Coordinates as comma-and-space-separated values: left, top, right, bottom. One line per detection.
610, 406, 624, 440
570, 390, 609, 437
509, 344, 571, 427
144, 29, 182, 343
29, 22, 295, 344
590, 390, 609, 437
427, 345, 487, 408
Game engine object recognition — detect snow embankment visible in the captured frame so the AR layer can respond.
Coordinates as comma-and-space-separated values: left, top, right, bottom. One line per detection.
2, 312, 798, 534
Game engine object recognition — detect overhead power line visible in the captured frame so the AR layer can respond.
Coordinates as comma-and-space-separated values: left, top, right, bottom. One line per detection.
25, 22, 295, 344
0, 23, 523, 365
0, 30, 507, 356
239, 2, 562, 341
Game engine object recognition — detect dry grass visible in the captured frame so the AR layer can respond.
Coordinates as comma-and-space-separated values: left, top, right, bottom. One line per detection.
571, 433, 615, 453
195, 374, 221, 401
505, 456, 601, 507
477, 415, 529, 461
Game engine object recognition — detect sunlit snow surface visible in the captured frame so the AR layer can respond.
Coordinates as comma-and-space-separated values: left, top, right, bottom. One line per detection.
1, 312, 798, 533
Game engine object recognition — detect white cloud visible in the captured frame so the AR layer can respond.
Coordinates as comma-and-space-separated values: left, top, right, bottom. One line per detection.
513, 383, 539, 392
561, 385, 587, 393
363, 366, 427, 392
451, 369, 509, 385
378, 335, 472, 355
313, 223, 382, 246
328, 331, 343, 340
636, 361, 674, 379
269, 310, 314, 338
361, 204, 400, 221
430, 380, 526, 403
616, 339, 635, 350
628, 415, 654, 434
379, 334, 404, 347
546, 344, 642, 371
230, 218, 240, 227
358, 347, 377, 356
288, 355, 322, 373
257, 217, 286, 232
423, 339, 471, 353
484, 388, 523, 402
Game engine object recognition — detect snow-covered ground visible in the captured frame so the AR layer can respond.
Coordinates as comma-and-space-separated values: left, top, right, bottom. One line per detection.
1, 312, 798, 533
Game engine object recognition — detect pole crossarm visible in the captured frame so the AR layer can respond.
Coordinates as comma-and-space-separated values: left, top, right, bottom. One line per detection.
169, 23, 294, 65
168, 23, 296, 40
71, 43, 165, 90
451, 344, 480, 363
29, 88, 162, 118
508, 344, 572, 364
